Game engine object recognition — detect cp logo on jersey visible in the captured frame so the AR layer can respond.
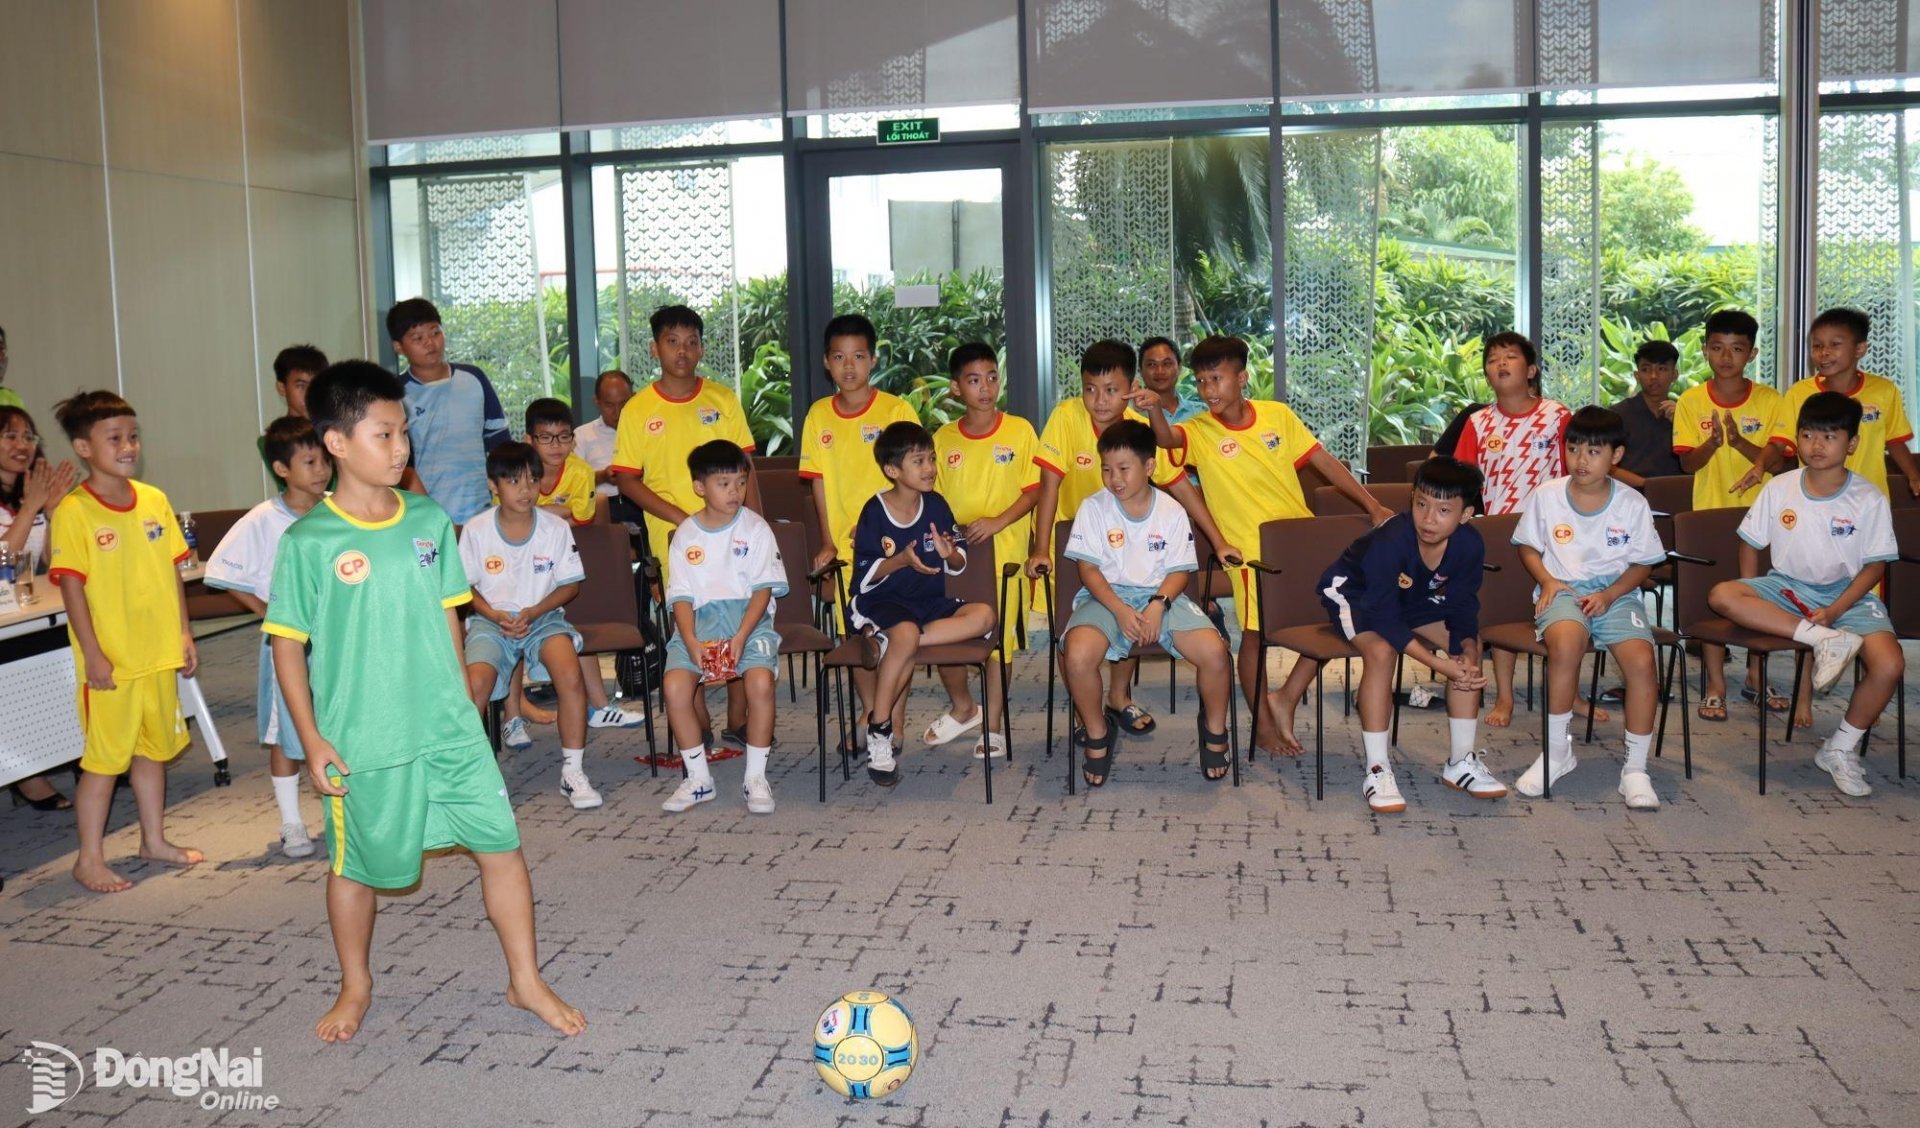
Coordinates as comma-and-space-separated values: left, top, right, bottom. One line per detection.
1780, 508, 1797, 529
1396, 572, 1413, 589
94, 527, 119, 551
1218, 439, 1240, 458
946, 450, 963, 468
483, 555, 505, 575
334, 550, 370, 584
685, 545, 706, 565
819, 430, 835, 448
645, 416, 666, 434
1074, 452, 1094, 468
1551, 523, 1574, 544
1486, 434, 1507, 453
880, 536, 896, 555
1106, 528, 1125, 548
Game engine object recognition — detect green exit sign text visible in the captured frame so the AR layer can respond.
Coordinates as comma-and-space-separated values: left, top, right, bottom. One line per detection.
877, 117, 940, 145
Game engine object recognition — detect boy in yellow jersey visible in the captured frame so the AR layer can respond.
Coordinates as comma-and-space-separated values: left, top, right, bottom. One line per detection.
1671, 309, 1785, 723
1026, 340, 1234, 739
932, 342, 1038, 759
1141, 336, 1394, 757
799, 313, 921, 744
48, 390, 201, 894
1765, 307, 1919, 500
524, 398, 596, 524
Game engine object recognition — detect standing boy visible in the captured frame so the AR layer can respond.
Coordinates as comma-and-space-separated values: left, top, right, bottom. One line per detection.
1609, 340, 1682, 486
1710, 392, 1903, 797
267, 362, 583, 1043
1767, 307, 1920, 501
205, 415, 334, 857
931, 342, 1036, 759
49, 391, 201, 893
388, 298, 510, 525
459, 441, 599, 810
1141, 335, 1393, 756
259, 344, 327, 486
1512, 407, 1668, 809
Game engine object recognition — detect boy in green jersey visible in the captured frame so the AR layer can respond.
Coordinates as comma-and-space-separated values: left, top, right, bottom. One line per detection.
266, 362, 585, 1044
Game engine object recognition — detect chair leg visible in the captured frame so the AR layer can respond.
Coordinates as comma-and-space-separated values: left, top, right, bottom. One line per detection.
1540, 674, 1552, 800
1390, 654, 1404, 747
1896, 669, 1906, 778
1783, 651, 1808, 746
1653, 643, 1672, 762
1168, 655, 1177, 715
1066, 700, 1078, 796
1313, 669, 1325, 801
1342, 657, 1352, 718
637, 652, 657, 778
1000, 654, 1014, 765
1756, 653, 1768, 795
787, 653, 797, 704
979, 661, 992, 805
1583, 649, 1604, 744
1526, 654, 1536, 712
816, 655, 828, 803
1249, 641, 1267, 760
1226, 645, 1241, 789
1045, 620, 1057, 759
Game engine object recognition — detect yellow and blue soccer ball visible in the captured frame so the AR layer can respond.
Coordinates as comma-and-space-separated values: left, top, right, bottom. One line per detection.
812, 990, 918, 1099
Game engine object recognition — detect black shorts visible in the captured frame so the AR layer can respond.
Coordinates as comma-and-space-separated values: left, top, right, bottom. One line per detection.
848, 595, 969, 634
1320, 574, 1447, 643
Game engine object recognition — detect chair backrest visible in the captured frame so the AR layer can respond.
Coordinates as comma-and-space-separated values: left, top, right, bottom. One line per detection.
184, 506, 252, 621
1888, 508, 1920, 637
1297, 460, 1332, 499
568, 522, 640, 627
1366, 443, 1429, 484
769, 519, 817, 628
1671, 507, 1761, 630
1254, 514, 1370, 634
1405, 456, 1429, 485
1891, 479, 1920, 509
755, 454, 802, 473
1050, 516, 1223, 619
945, 536, 1002, 643
1472, 512, 1531, 627
1640, 474, 1694, 518
757, 468, 821, 553
1313, 482, 1412, 517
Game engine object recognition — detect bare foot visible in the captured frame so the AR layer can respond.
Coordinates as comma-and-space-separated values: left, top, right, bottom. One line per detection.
1572, 697, 1610, 723
73, 858, 133, 894
508, 978, 587, 1036
1485, 698, 1515, 727
1792, 705, 1813, 730
520, 702, 558, 726
1263, 691, 1304, 755
138, 840, 205, 867
316, 982, 372, 1043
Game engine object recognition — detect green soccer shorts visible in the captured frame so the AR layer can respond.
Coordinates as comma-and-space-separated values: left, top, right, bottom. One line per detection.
323, 740, 520, 888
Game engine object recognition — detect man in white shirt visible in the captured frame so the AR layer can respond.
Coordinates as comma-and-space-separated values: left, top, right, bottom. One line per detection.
572, 369, 633, 499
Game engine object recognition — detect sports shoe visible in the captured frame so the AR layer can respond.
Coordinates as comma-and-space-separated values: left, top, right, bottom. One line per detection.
866, 728, 899, 787
1440, 752, 1508, 799
280, 821, 315, 859
560, 766, 603, 810
1361, 765, 1406, 813
1617, 770, 1660, 810
1810, 631, 1864, 693
858, 627, 889, 667
661, 776, 717, 812
588, 702, 646, 729
502, 716, 533, 750
1814, 742, 1872, 797
743, 774, 776, 814
1514, 750, 1578, 797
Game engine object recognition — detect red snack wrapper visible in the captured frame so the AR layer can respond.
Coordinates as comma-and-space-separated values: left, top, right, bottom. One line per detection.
699, 640, 738, 685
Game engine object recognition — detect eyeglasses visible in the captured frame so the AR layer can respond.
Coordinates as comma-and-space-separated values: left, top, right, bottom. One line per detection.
0, 430, 36, 444
529, 432, 574, 445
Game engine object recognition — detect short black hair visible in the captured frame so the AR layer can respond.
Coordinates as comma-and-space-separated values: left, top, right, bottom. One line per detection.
1139, 335, 1180, 362
824, 313, 878, 354
874, 420, 934, 469
1079, 339, 1136, 381
263, 414, 323, 469
595, 369, 633, 396
1565, 405, 1628, 449
52, 389, 135, 441
1633, 340, 1679, 367
1411, 456, 1483, 512
1703, 308, 1760, 344
650, 304, 704, 340
308, 360, 404, 441
947, 342, 997, 378
524, 397, 573, 433
385, 297, 441, 343
1797, 390, 1863, 438
1096, 418, 1157, 463
486, 440, 542, 483
273, 345, 329, 383
687, 439, 750, 480
1810, 306, 1870, 344
1189, 335, 1250, 373
1483, 331, 1539, 388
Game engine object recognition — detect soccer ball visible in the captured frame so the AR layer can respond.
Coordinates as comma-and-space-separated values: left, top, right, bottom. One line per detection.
812, 990, 918, 1099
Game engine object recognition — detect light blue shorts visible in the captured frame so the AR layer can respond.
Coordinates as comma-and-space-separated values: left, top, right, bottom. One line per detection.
664, 599, 781, 680
1739, 571, 1893, 637
464, 608, 583, 701
1062, 583, 1215, 662
1534, 585, 1656, 651
256, 638, 305, 760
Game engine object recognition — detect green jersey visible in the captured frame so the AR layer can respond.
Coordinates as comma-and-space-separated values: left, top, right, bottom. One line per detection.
263, 490, 481, 772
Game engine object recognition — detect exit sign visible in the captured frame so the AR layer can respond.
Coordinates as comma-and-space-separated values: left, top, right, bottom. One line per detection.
877, 117, 940, 145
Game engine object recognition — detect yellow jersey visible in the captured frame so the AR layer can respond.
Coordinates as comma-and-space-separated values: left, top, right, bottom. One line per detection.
1035, 398, 1183, 524
47, 480, 189, 680
935, 412, 1041, 649
1671, 380, 1783, 510
536, 454, 596, 524
797, 389, 919, 565
610, 377, 756, 569
1173, 400, 1320, 555
1770, 372, 1914, 497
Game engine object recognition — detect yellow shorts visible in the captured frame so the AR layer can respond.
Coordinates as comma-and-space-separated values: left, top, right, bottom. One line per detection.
78, 671, 189, 775
1227, 563, 1262, 634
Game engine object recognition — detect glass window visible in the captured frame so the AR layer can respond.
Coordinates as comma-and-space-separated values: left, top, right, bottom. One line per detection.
1816, 109, 1920, 410
589, 118, 783, 152
385, 132, 562, 166
801, 103, 1020, 140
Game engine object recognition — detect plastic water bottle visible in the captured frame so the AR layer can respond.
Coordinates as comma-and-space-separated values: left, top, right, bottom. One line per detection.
180, 511, 199, 571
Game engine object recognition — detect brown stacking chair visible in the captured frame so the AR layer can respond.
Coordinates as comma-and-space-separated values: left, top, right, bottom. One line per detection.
1637, 474, 1693, 619
1882, 508, 1918, 776
754, 454, 802, 474
1041, 520, 1241, 794
1366, 444, 1430, 484
1668, 507, 1808, 793
758, 468, 836, 623
1312, 482, 1411, 517
568, 522, 659, 768
768, 520, 844, 801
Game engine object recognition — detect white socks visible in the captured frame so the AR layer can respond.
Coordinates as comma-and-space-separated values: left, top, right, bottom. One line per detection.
1623, 731, 1651, 775
680, 744, 712, 784
1448, 718, 1477, 764
270, 773, 301, 825
1548, 712, 1574, 765
1792, 620, 1840, 645
1362, 730, 1391, 771
746, 744, 770, 779
1829, 719, 1866, 753
562, 747, 584, 772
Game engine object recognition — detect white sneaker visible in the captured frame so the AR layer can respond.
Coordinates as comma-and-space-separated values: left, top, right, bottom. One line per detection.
661, 776, 717, 812
502, 716, 533, 750
1810, 631, 1864, 692
280, 821, 315, 858
588, 702, 646, 729
1362, 764, 1406, 813
743, 775, 776, 814
866, 729, 899, 787
560, 766, 603, 809
1514, 750, 1578, 797
1440, 752, 1508, 799
1617, 770, 1661, 810
1814, 742, 1872, 797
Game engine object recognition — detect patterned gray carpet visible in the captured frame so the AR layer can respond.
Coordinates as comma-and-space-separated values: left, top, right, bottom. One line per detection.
2, 626, 1917, 1127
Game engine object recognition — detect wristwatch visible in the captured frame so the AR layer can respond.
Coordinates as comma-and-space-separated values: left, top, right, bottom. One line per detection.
1148, 594, 1172, 610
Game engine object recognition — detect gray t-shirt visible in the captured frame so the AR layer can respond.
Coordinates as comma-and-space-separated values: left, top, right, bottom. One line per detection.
1610, 395, 1682, 479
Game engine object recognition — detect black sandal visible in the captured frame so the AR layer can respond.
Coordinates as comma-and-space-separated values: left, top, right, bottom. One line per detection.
1081, 726, 1115, 788
1198, 720, 1231, 781
1104, 702, 1156, 735
10, 782, 72, 811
